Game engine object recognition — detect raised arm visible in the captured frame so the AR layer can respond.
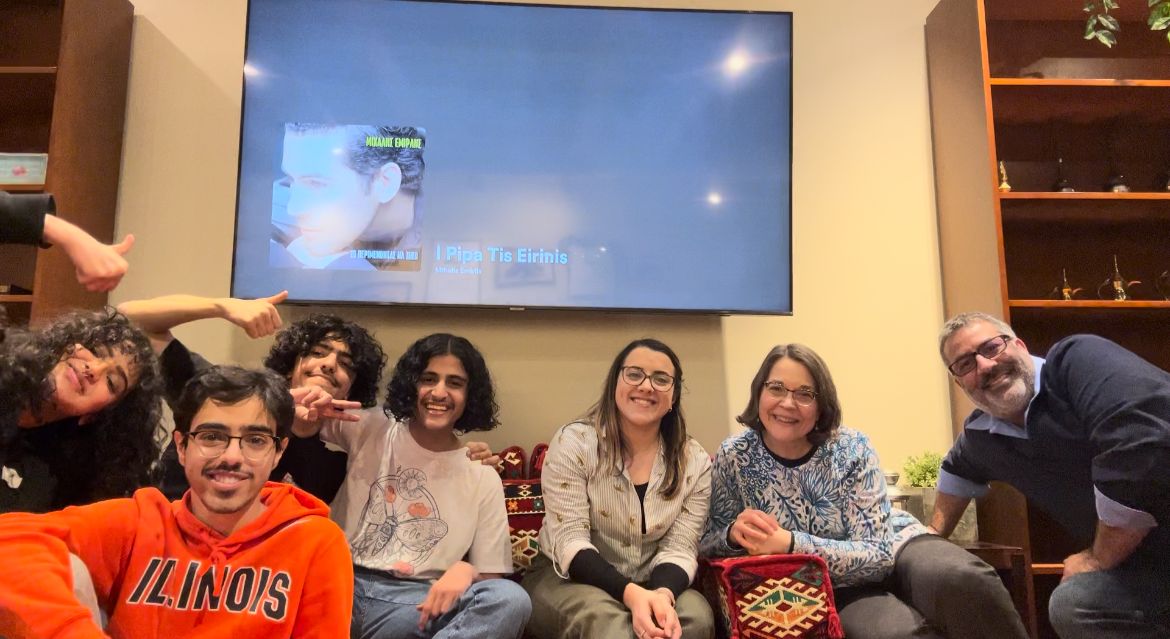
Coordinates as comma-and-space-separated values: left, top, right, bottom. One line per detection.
41, 215, 134, 293
117, 292, 287, 351
0, 191, 133, 292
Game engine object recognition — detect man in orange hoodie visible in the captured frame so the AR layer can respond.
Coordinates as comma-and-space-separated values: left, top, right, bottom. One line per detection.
0, 365, 353, 638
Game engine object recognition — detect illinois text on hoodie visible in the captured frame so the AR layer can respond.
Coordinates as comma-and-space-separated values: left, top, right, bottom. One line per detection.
0, 482, 352, 638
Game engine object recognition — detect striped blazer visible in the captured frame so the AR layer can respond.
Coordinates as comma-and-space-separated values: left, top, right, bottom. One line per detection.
538, 421, 712, 582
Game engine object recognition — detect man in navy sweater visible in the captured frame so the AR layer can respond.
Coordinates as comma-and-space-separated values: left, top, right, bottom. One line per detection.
932, 311, 1169, 639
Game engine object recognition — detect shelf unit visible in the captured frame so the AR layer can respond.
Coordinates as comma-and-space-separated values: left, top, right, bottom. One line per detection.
926, 0, 1170, 636
0, 0, 133, 326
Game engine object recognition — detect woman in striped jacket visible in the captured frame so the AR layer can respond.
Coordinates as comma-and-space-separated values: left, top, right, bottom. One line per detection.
523, 338, 714, 639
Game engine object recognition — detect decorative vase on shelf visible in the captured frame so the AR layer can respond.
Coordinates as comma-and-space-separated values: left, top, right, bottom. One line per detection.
1106, 173, 1130, 193
1053, 158, 1075, 193
1156, 271, 1170, 301
997, 161, 1012, 192
885, 471, 911, 512
1049, 268, 1083, 301
1097, 255, 1140, 301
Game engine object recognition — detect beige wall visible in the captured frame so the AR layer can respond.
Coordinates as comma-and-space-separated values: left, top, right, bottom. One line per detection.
114, 0, 953, 469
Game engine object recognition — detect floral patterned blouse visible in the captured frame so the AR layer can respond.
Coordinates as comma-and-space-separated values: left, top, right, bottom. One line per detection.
700, 427, 928, 588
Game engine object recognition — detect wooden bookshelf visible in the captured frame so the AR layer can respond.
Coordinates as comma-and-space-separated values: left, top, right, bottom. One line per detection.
926, 0, 1170, 636
0, 0, 132, 326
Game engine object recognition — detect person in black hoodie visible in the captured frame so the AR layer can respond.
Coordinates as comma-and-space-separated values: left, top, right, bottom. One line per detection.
118, 293, 499, 503
0, 307, 163, 513
118, 293, 382, 502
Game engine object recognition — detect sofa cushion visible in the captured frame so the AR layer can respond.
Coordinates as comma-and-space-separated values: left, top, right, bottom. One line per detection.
503, 479, 545, 576
498, 445, 527, 480
699, 554, 844, 639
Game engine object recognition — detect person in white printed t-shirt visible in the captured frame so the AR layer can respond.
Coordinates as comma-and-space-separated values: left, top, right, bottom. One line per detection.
315, 333, 531, 639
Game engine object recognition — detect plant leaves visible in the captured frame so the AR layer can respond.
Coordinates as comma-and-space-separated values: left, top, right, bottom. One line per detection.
1152, 0, 1162, 7
1085, 0, 1096, 12
1099, 13, 1121, 29
1086, 15, 1100, 37
902, 452, 944, 488
1150, 3, 1170, 28
1104, 0, 1119, 8
1095, 29, 1118, 46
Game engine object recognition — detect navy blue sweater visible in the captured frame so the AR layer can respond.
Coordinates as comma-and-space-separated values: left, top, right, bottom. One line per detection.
943, 335, 1170, 558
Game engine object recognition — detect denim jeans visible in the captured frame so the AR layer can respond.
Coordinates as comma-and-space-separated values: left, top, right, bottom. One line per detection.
1048, 556, 1170, 639
351, 568, 531, 639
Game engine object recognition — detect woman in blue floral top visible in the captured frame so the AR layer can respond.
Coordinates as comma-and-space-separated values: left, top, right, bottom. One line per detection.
700, 344, 1028, 639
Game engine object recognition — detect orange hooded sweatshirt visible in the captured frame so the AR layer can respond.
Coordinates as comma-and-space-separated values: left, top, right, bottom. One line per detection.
0, 482, 352, 638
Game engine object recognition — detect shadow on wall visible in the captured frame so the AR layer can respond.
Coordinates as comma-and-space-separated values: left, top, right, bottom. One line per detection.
281, 303, 731, 455
116, 14, 246, 307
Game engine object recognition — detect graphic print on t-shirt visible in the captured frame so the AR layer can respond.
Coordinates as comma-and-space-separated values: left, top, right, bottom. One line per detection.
351, 466, 448, 574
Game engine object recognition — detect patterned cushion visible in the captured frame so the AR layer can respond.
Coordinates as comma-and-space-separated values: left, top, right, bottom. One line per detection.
498, 445, 527, 480
529, 443, 548, 479
503, 479, 545, 576
699, 554, 844, 639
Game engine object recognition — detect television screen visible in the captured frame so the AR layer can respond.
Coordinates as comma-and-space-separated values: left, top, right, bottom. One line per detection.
232, 0, 793, 314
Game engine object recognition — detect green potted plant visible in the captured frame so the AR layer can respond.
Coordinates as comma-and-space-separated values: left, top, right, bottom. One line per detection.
902, 452, 979, 543
903, 452, 942, 489
1083, 0, 1170, 48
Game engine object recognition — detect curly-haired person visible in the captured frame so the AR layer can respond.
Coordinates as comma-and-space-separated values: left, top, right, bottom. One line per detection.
0, 307, 163, 513
120, 293, 497, 505
118, 292, 387, 502
319, 333, 532, 639
0, 365, 354, 638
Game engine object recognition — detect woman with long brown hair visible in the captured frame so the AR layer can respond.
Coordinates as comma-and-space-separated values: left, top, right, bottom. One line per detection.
523, 338, 714, 639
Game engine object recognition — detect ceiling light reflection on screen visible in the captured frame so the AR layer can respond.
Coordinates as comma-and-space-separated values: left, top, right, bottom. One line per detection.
723, 50, 750, 77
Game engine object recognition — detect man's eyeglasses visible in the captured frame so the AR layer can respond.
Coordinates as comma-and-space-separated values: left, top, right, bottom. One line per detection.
763, 381, 818, 407
187, 430, 280, 461
620, 366, 676, 392
947, 335, 1012, 377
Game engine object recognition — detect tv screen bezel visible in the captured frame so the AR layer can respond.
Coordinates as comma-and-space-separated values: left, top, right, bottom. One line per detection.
230, 0, 794, 316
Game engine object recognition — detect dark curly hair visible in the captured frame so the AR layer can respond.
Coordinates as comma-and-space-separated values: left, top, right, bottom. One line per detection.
384, 333, 499, 433
737, 343, 842, 448
0, 308, 163, 506
262, 314, 386, 407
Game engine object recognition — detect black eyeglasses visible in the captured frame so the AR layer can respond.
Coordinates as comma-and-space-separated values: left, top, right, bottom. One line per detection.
763, 381, 818, 407
187, 430, 280, 461
947, 335, 1012, 377
620, 366, 676, 392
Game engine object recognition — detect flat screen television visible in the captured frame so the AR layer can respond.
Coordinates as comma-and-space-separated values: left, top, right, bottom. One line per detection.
231, 0, 793, 314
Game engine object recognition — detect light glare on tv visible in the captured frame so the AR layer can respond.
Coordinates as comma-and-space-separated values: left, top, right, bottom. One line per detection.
232, 0, 793, 314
